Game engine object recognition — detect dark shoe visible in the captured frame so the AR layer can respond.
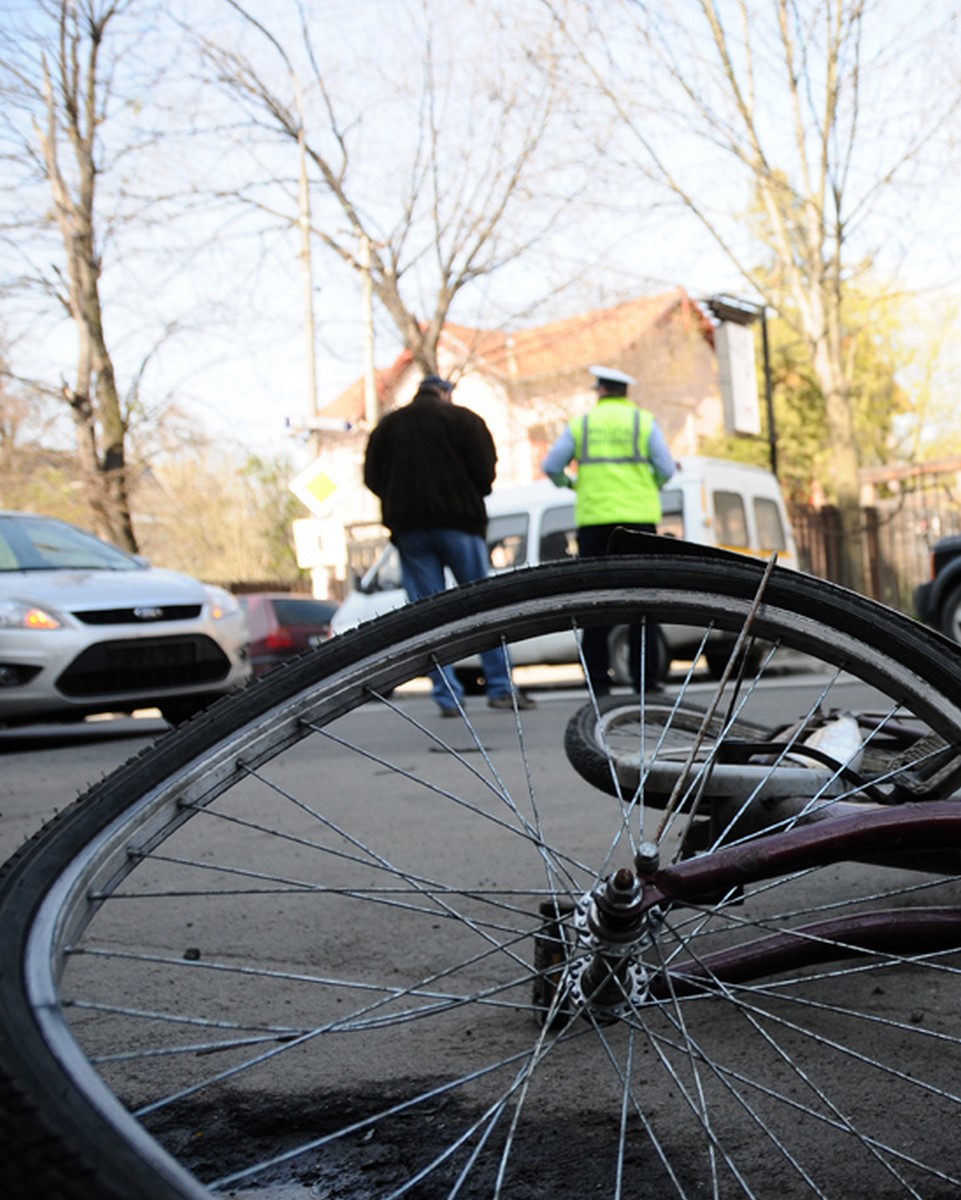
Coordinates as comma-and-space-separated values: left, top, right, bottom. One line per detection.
438, 706, 459, 719
488, 692, 537, 711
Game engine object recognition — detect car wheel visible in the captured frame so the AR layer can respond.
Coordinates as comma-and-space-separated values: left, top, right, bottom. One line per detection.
453, 666, 486, 695
608, 625, 631, 685
938, 583, 961, 643
159, 698, 211, 726
609, 625, 669, 685
704, 641, 763, 680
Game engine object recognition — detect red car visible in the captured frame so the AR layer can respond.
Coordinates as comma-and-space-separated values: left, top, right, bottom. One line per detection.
238, 592, 338, 678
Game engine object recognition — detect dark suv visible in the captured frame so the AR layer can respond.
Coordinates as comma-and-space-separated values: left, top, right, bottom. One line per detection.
915, 534, 961, 642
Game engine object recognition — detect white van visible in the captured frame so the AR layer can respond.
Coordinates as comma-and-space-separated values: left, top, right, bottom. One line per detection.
331, 457, 797, 682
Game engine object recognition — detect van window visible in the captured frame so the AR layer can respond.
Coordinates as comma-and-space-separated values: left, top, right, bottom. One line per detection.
658, 489, 684, 539
754, 496, 787, 551
487, 513, 528, 570
370, 547, 403, 591
714, 491, 749, 548
539, 504, 577, 561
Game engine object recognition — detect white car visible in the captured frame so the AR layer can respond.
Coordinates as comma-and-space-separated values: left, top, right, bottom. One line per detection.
333, 460, 798, 684
0, 511, 251, 725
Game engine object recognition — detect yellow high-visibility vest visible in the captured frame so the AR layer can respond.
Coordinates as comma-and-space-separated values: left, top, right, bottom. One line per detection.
570, 399, 662, 526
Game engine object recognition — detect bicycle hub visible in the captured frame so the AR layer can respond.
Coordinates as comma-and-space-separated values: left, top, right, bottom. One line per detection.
566, 865, 659, 1019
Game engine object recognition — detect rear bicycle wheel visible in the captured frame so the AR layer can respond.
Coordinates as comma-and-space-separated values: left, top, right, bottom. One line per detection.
4, 550, 961, 1199
564, 693, 775, 804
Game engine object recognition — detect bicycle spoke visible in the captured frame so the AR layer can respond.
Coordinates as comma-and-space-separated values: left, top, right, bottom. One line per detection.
8, 552, 961, 1198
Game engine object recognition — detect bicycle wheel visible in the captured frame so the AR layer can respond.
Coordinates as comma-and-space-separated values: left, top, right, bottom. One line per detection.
5, 549, 961, 1200
564, 694, 776, 804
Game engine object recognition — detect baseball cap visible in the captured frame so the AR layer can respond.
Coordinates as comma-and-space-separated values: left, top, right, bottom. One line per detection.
422, 374, 455, 392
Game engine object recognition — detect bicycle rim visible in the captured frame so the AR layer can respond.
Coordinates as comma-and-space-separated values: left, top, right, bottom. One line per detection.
4, 552, 961, 1199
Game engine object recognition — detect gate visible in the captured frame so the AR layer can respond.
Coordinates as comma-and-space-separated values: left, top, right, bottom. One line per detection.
789, 460, 961, 616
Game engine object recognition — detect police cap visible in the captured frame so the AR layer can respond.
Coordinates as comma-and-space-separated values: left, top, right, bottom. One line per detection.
588, 364, 637, 388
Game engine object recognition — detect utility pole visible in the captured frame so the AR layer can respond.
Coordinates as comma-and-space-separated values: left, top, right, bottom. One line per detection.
297, 121, 319, 455
240, 29, 321, 455
360, 233, 378, 427
759, 310, 777, 479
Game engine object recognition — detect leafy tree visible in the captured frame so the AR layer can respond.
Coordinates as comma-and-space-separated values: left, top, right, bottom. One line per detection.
137, 447, 304, 582
887, 296, 961, 464
541, 0, 961, 589
701, 288, 911, 506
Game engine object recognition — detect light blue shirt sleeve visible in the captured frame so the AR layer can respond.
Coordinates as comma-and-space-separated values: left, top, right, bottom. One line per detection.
540, 428, 576, 488
648, 423, 676, 488
542, 417, 674, 488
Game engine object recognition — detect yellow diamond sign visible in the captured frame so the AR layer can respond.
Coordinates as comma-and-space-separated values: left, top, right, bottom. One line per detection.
289, 459, 339, 517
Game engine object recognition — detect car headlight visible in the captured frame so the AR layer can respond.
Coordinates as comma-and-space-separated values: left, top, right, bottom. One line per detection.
0, 598, 63, 630
203, 585, 242, 621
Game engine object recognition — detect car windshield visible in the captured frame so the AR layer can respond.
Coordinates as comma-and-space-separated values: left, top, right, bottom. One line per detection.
0, 515, 142, 572
270, 598, 336, 624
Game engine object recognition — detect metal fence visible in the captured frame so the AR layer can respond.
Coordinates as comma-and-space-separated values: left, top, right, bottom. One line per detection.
229, 468, 961, 618
790, 465, 961, 616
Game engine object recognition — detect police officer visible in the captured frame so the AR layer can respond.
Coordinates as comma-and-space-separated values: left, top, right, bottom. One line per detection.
541, 364, 676, 695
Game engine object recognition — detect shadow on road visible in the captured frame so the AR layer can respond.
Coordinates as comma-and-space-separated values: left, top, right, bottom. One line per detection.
0, 715, 170, 754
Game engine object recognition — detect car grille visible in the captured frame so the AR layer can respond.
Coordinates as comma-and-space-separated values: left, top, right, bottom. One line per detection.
57, 636, 231, 697
74, 605, 203, 626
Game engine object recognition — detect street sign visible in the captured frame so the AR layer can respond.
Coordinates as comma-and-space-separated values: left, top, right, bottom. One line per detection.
292, 518, 346, 569
288, 458, 339, 517
285, 416, 354, 433
715, 320, 762, 437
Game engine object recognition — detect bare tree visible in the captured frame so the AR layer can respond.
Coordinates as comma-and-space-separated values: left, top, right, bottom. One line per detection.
0, 0, 193, 550
137, 445, 302, 582
541, 0, 961, 589
32, 2, 138, 546
193, 0, 595, 390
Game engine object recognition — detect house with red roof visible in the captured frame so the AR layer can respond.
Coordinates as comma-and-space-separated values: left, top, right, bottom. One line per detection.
305, 288, 725, 582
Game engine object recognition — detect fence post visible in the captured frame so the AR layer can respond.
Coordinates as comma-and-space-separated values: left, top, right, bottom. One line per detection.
863, 507, 881, 601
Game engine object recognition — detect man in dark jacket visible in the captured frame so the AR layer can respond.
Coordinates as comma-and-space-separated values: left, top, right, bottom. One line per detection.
364, 374, 534, 716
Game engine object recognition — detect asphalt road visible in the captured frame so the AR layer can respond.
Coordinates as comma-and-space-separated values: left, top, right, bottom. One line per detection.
0, 657, 865, 870
0, 665, 924, 1200
0, 713, 170, 866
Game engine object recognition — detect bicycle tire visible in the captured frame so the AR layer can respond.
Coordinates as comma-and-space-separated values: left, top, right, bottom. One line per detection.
938, 580, 961, 643
4, 550, 961, 1199
564, 694, 774, 803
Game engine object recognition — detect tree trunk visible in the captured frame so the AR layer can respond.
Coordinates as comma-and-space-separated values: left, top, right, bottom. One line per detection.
815, 350, 865, 592
39, 1, 138, 553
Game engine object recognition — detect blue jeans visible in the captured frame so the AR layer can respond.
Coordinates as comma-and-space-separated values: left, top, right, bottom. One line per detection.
393, 528, 513, 708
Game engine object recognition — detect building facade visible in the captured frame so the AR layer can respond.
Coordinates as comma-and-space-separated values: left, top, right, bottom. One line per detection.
302, 289, 725, 591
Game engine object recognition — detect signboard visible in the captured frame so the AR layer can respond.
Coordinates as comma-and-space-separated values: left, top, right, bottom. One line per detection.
292, 518, 346, 570
288, 458, 339, 517
285, 416, 354, 434
715, 320, 761, 437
